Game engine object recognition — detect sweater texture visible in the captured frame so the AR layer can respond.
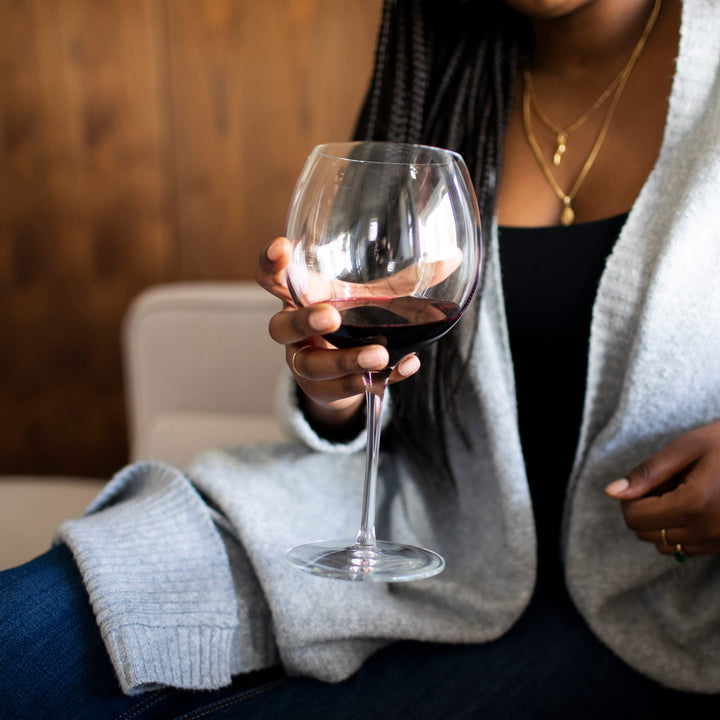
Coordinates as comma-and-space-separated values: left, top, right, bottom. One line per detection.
57, 0, 720, 695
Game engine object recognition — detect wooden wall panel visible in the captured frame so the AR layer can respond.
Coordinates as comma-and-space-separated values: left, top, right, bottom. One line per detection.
0, 0, 173, 476
0, 0, 382, 477
166, 0, 382, 280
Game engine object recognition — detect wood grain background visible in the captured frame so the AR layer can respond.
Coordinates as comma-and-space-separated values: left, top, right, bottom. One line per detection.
0, 0, 382, 477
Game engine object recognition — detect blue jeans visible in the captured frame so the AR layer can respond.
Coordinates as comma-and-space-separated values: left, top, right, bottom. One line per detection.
1, 543, 717, 720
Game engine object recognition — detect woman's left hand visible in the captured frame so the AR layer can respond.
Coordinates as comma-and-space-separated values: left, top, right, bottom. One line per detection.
605, 419, 720, 559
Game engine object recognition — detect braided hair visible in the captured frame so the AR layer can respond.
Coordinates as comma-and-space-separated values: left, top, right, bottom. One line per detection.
354, 0, 529, 484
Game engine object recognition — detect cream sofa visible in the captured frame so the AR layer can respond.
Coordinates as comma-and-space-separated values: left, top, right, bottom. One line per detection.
0, 282, 288, 570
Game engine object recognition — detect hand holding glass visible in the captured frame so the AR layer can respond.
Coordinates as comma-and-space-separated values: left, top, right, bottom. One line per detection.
284, 142, 482, 581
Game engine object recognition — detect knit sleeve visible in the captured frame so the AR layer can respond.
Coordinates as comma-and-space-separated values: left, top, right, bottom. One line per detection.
53, 461, 275, 694
274, 370, 392, 454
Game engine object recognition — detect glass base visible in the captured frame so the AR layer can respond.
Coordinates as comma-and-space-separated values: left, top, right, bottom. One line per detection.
285, 539, 445, 582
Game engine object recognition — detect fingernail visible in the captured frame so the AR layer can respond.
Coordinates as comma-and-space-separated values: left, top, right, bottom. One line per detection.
397, 354, 420, 376
308, 308, 338, 332
357, 347, 388, 369
605, 478, 630, 496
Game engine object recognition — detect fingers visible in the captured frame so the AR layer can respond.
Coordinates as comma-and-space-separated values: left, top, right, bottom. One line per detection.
289, 344, 420, 407
634, 526, 692, 548
614, 445, 720, 558
633, 525, 717, 560
619, 450, 720, 529
255, 237, 294, 304
269, 304, 341, 346
605, 423, 720, 560
391, 354, 421, 382
605, 432, 705, 501
619, 484, 692, 532
288, 342, 420, 385
289, 343, 389, 382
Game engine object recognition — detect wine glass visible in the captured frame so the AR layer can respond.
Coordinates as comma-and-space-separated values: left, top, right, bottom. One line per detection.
284, 141, 482, 581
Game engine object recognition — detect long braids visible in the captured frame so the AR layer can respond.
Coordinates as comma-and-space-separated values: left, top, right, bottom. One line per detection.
354, 0, 527, 485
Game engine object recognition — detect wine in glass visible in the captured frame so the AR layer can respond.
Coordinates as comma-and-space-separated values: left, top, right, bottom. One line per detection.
284, 141, 482, 581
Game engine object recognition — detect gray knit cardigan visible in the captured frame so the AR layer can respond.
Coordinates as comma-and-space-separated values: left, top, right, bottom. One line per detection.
57, 0, 720, 696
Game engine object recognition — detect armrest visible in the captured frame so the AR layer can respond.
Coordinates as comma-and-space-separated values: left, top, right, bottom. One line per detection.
123, 282, 288, 465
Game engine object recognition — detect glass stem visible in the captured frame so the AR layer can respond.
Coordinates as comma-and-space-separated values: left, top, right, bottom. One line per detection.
355, 370, 390, 548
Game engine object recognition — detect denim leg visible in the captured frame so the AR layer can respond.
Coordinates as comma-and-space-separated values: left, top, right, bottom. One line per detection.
0, 544, 285, 720
0, 543, 165, 719
2, 546, 718, 720
188, 588, 720, 720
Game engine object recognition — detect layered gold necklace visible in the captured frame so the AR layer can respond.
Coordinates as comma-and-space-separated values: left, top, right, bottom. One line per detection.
522, 0, 662, 226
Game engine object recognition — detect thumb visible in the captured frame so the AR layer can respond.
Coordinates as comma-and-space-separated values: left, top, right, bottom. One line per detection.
605, 438, 698, 500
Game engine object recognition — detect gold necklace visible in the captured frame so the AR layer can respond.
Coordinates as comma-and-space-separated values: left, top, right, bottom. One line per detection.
522, 0, 662, 226
525, 67, 623, 166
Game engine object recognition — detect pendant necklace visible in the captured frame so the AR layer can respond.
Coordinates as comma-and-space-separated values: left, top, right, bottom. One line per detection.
524, 66, 624, 167
522, 0, 662, 225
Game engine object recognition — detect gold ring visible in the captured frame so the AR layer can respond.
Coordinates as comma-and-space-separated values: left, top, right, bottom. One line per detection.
290, 346, 311, 376
661, 528, 670, 547
673, 543, 688, 565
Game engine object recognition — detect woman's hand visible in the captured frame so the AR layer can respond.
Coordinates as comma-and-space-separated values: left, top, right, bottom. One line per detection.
254, 237, 421, 433
605, 420, 720, 559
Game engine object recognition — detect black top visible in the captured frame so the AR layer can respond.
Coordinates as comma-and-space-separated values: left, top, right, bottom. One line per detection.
498, 213, 627, 589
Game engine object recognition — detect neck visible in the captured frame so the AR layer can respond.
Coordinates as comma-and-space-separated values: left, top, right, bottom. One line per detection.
528, 0, 659, 80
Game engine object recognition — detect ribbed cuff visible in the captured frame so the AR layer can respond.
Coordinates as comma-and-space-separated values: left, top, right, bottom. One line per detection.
105, 623, 237, 693
55, 461, 239, 694
274, 371, 392, 454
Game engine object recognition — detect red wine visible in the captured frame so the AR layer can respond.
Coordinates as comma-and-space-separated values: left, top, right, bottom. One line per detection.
322, 296, 462, 365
